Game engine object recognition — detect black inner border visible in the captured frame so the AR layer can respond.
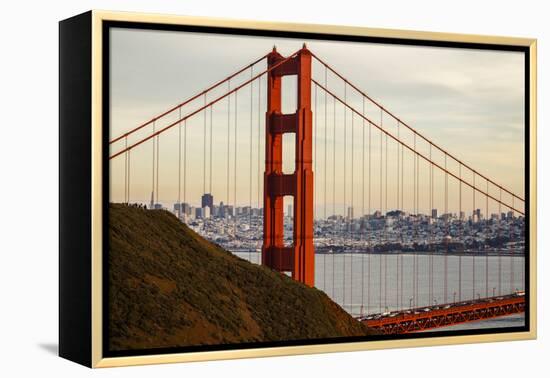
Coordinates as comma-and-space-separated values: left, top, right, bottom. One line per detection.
102, 20, 531, 359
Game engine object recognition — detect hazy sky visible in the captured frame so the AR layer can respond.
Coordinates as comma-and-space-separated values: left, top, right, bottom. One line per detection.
109, 27, 525, 217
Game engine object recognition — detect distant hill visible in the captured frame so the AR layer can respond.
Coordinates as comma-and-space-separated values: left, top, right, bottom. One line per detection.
108, 204, 376, 351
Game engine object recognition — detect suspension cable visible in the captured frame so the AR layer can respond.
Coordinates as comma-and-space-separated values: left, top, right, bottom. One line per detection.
458, 163, 462, 302
156, 135, 160, 206
234, 91, 238, 238
399, 130, 405, 309
184, 119, 187, 215
156, 134, 160, 206
314, 82, 319, 286
257, 75, 262, 264
332, 95, 336, 299
109, 53, 269, 145
324, 66, 328, 291
444, 154, 448, 304
396, 121, 400, 311
485, 179, 489, 298
367, 108, 372, 315
210, 104, 214, 194
124, 136, 128, 203
313, 82, 320, 288
110, 51, 301, 160
257, 73, 261, 220
384, 116, 388, 311
203, 93, 207, 196
226, 81, 231, 223
416, 138, 420, 306
361, 97, 366, 315
350, 99, 355, 314
309, 53, 524, 204
429, 144, 434, 305
510, 197, 515, 293
151, 121, 156, 208
127, 150, 131, 204
413, 134, 417, 308
498, 187, 502, 296
379, 115, 383, 314
310, 79, 524, 216
342, 82, 347, 309
473, 173, 476, 300
178, 107, 182, 219
249, 68, 254, 261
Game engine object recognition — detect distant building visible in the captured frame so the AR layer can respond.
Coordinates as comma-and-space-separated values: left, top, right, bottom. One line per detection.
347, 206, 354, 220
182, 203, 191, 215
459, 211, 466, 220
475, 208, 481, 222
195, 207, 203, 219
202, 206, 211, 219
201, 193, 214, 211
431, 209, 438, 219
226, 205, 234, 217
287, 205, 293, 218
212, 205, 219, 217
174, 202, 190, 214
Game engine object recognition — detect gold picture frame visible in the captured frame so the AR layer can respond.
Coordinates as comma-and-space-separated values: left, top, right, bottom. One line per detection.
59, 10, 537, 368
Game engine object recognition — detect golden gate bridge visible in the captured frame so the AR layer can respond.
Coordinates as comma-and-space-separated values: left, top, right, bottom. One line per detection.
109, 45, 525, 333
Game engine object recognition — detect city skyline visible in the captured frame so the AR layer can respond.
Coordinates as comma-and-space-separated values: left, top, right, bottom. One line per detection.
147, 190, 522, 223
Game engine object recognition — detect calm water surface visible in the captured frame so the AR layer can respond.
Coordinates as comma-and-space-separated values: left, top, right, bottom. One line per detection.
234, 251, 525, 331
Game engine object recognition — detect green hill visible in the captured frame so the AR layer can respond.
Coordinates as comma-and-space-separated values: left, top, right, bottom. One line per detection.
108, 203, 376, 351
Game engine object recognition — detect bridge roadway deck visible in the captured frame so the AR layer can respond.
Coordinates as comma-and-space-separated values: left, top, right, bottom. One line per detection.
360, 294, 525, 334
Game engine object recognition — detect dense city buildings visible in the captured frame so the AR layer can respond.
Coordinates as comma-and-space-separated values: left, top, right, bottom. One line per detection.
156, 193, 525, 256
201, 193, 214, 212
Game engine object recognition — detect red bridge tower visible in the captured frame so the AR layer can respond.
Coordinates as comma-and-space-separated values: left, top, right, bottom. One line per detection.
262, 45, 315, 286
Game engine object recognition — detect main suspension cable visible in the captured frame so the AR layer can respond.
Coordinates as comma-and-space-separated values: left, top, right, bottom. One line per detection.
310, 79, 524, 216
310, 53, 524, 205
109, 53, 269, 145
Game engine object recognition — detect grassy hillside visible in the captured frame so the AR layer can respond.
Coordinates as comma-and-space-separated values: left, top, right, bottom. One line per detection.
109, 203, 376, 351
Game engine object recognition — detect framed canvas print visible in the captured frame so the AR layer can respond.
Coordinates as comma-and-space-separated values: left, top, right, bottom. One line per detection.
59, 10, 537, 368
